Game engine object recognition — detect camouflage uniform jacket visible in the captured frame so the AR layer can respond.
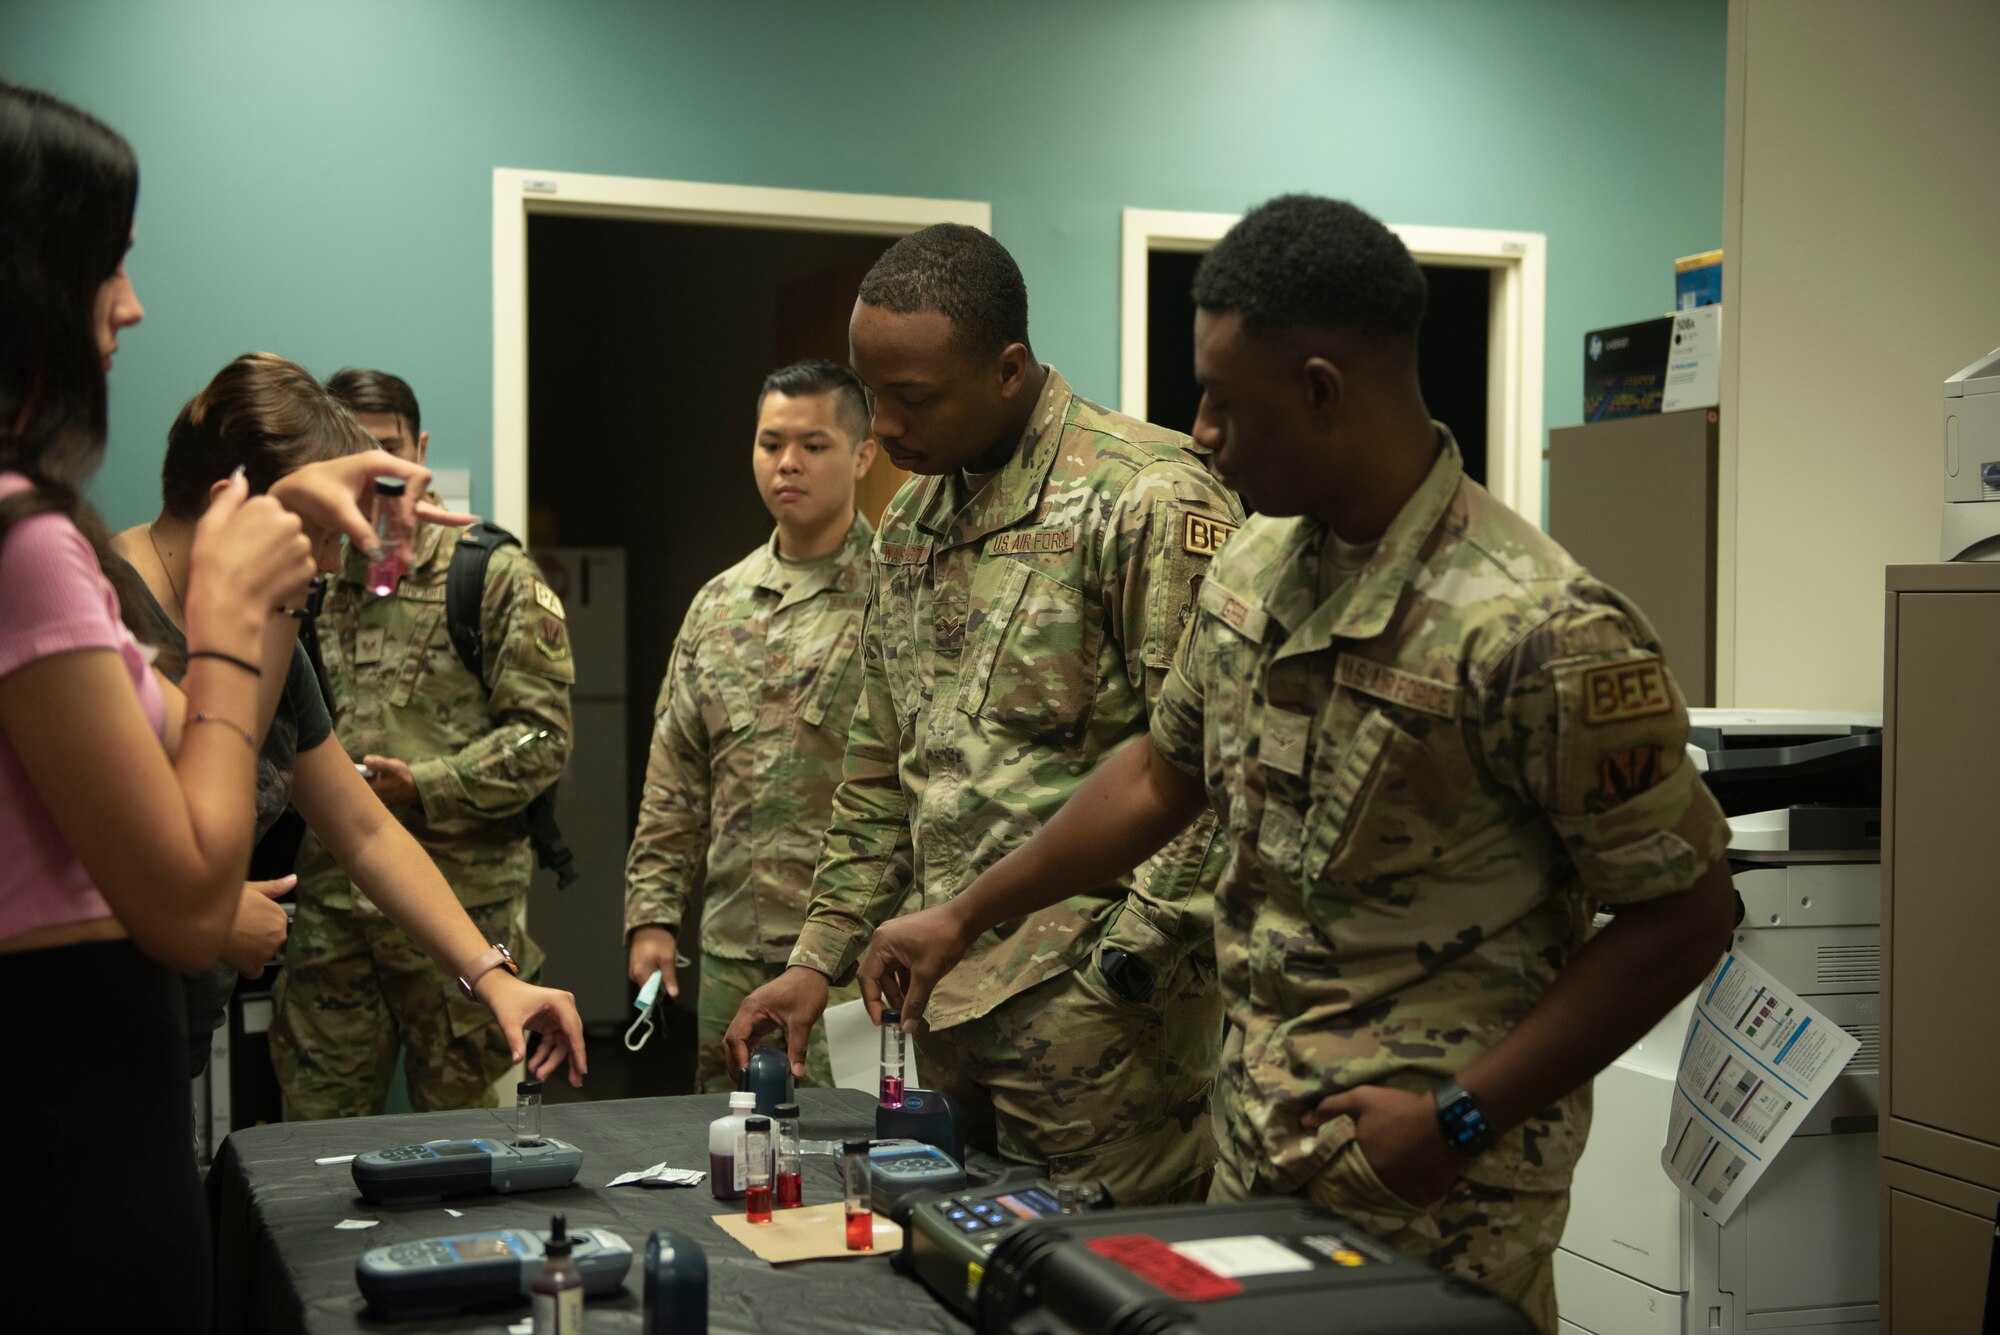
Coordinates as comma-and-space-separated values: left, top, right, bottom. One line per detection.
624, 514, 874, 962
296, 519, 575, 911
789, 368, 1243, 1028
1151, 430, 1730, 1193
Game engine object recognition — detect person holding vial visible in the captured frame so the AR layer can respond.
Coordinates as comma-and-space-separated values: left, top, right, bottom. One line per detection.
878, 1007, 905, 1109
277, 367, 577, 1119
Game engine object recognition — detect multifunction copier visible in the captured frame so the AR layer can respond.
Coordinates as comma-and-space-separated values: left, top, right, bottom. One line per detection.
1556, 710, 1882, 1335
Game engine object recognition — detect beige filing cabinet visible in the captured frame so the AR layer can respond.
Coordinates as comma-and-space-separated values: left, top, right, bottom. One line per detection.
1882, 563, 2000, 1332
1548, 409, 1718, 704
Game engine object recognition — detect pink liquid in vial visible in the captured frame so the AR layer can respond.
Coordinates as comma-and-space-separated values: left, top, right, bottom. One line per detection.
775, 1171, 803, 1209
709, 1152, 739, 1200
846, 1209, 874, 1251
878, 1076, 904, 1109
746, 1184, 773, 1224
365, 553, 403, 597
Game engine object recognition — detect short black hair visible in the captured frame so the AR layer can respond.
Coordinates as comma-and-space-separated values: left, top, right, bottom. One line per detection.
856, 223, 1029, 359
1192, 195, 1427, 342
757, 359, 871, 445
324, 366, 421, 442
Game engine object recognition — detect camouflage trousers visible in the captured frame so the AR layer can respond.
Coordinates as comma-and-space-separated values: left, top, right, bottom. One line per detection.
696, 952, 857, 1095
270, 894, 542, 1120
915, 942, 1220, 1208
1209, 1126, 1568, 1335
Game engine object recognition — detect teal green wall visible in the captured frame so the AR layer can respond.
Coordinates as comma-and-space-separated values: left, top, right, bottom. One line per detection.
3, 0, 1725, 527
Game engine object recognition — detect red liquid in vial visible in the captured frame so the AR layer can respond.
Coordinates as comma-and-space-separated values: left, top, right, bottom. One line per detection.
709, 1152, 739, 1200
746, 1184, 773, 1223
846, 1209, 874, 1251
775, 1171, 803, 1208
878, 1076, 905, 1109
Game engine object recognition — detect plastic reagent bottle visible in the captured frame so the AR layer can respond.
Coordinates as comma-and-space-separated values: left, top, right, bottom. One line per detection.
708, 1091, 757, 1200
878, 1008, 905, 1109
531, 1212, 584, 1333
743, 1116, 773, 1224
515, 1078, 544, 1147
842, 1139, 873, 1251
366, 475, 410, 596
772, 1101, 802, 1209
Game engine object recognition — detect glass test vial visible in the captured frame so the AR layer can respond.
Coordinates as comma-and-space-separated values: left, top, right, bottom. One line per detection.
530, 1212, 583, 1334
743, 1116, 773, 1224
366, 475, 410, 596
514, 1079, 544, 1147
842, 1139, 873, 1250
878, 1008, 905, 1110
772, 1101, 802, 1209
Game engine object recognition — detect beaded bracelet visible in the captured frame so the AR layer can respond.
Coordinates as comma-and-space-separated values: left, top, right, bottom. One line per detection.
190, 712, 257, 750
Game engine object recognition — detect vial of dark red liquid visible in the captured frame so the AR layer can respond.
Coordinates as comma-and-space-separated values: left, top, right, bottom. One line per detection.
743, 1116, 773, 1224
773, 1101, 803, 1208
842, 1138, 873, 1250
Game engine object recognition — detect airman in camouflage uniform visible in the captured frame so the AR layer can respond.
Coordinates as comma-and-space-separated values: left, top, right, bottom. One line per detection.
275, 516, 574, 1117
783, 366, 1242, 1205
852, 199, 1734, 1333
1152, 430, 1730, 1328
624, 513, 873, 1092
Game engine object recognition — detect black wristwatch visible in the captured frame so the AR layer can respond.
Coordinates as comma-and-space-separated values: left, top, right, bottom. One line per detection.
1432, 1078, 1496, 1156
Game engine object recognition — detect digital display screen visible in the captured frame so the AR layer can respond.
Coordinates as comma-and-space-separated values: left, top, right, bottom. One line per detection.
995, 1189, 1061, 1220
449, 1237, 513, 1261
431, 1142, 487, 1157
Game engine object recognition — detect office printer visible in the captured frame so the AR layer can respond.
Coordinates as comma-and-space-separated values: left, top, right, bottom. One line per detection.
1556, 709, 1882, 1335
1940, 345, 2000, 560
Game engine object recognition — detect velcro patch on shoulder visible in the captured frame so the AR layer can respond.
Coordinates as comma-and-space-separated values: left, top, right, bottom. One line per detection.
1199, 576, 1267, 641
1182, 512, 1238, 557
533, 579, 566, 620
987, 528, 1075, 557
1580, 657, 1672, 725
1335, 654, 1459, 719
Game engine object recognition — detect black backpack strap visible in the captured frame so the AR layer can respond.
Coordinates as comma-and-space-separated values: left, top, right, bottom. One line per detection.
446, 521, 520, 682
446, 522, 580, 889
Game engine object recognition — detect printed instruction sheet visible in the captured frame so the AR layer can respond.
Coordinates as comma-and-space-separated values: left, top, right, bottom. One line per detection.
825, 997, 922, 1095
1661, 950, 1859, 1224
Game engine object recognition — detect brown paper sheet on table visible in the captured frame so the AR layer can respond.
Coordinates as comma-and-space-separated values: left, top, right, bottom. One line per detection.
711, 1202, 903, 1263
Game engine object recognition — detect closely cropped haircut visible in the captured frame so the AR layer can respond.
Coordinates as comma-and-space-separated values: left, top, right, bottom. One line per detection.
856, 223, 1030, 359
324, 366, 421, 442
1192, 195, 1428, 343
757, 359, 871, 445
161, 353, 375, 520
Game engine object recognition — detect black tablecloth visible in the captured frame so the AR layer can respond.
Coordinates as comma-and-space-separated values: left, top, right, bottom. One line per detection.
208, 1088, 970, 1334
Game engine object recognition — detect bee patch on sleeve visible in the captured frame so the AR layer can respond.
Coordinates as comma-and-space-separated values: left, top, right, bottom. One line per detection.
1580, 657, 1671, 725
1183, 513, 1238, 557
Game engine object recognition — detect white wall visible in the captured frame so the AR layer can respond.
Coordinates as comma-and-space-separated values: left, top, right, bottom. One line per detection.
1719, 0, 2000, 709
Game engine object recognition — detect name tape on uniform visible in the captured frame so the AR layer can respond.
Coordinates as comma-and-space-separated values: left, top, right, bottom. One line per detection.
1182, 513, 1238, 557
1334, 654, 1459, 719
986, 529, 1075, 557
878, 542, 931, 565
1581, 658, 1671, 725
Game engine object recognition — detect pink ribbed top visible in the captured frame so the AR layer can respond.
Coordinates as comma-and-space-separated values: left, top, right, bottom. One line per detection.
0, 472, 165, 941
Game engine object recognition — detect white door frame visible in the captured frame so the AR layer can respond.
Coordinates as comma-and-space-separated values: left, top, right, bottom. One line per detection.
491, 169, 992, 536
1118, 208, 1548, 525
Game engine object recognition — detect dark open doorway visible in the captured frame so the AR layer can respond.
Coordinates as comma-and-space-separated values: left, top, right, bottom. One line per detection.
1146, 250, 1492, 490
